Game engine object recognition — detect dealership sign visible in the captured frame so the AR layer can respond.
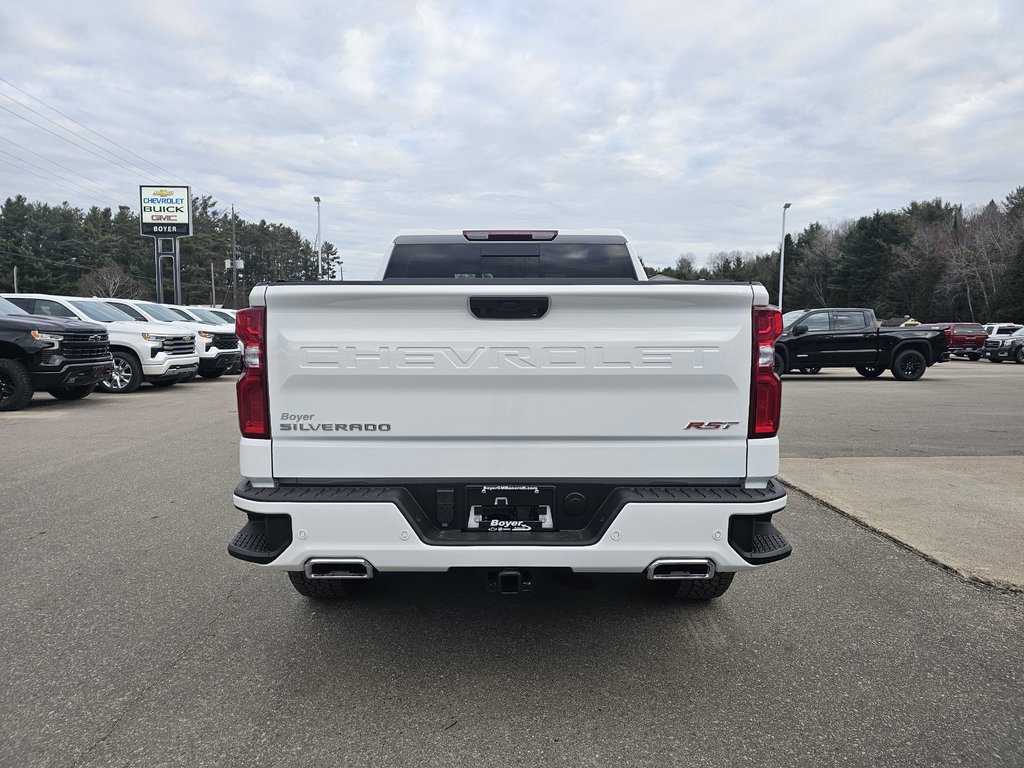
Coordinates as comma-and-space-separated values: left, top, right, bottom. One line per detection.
139, 186, 192, 236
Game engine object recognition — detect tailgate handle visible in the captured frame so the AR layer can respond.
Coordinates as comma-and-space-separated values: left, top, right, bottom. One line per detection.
470, 296, 549, 320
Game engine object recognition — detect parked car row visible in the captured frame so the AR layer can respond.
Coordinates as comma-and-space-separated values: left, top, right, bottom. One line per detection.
98, 298, 241, 382
913, 322, 1024, 363
0, 293, 240, 411
915, 322, 989, 360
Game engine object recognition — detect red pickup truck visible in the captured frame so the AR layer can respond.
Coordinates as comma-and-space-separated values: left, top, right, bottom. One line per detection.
918, 323, 988, 360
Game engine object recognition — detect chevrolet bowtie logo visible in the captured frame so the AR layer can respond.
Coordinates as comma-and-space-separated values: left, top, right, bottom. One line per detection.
152, 188, 175, 197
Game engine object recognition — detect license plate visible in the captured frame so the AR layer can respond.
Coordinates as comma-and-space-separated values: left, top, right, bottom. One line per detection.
465, 485, 556, 531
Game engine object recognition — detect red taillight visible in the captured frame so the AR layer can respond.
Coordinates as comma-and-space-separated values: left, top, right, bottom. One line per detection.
236, 307, 269, 439
750, 306, 783, 438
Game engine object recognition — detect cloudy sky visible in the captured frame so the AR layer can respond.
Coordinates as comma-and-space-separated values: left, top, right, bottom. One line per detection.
1, 0, 1022, 278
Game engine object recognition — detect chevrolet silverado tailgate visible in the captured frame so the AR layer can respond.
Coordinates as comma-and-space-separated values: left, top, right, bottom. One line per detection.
262, 282, 758, 481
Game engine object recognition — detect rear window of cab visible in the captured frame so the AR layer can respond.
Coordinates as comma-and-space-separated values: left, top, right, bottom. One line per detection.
384, 242, 637, 279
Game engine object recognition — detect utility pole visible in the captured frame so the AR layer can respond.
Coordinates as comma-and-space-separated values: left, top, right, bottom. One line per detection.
231, 204, 238, 308
313, 196, 322, 280
210, 261, 216, 306
777, 202, 792, 311
13, 266, 18, 292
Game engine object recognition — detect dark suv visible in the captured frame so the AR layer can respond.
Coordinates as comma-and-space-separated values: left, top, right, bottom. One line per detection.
0, 296, 114, 411
984, 327, 1024, 364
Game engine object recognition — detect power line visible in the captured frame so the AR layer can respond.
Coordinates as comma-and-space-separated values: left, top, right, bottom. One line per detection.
0, 250, 171, 292
0, 156, 124, 209
0, 90, 156, 178
0, 77, 260, 223
0, 135, 134, 202
0, 103, 145, 179
1, 77, 189, 184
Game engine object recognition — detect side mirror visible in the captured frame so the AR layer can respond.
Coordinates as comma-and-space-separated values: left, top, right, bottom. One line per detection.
793, 324, 808, 336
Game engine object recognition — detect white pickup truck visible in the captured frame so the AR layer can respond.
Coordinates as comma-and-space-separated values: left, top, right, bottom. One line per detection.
228, 230, 791, 601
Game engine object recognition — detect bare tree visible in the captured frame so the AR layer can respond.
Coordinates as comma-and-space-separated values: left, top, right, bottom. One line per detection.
77, 264, 145, 299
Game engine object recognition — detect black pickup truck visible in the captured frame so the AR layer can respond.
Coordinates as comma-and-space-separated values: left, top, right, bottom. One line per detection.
774, 307, 949, 381
0, 296, 114, 411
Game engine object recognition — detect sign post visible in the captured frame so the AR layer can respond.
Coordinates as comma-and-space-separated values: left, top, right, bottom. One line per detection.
140, 186, 192, 304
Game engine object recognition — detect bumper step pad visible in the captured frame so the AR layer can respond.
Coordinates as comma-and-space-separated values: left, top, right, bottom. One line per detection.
227, 514, 292, 564
728, 518, 792, 564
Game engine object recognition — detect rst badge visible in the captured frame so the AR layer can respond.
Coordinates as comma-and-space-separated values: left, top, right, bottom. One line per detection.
685, 421, 740, 430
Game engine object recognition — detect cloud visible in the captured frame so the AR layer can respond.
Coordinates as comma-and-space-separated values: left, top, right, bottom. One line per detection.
1, 0, 1022, 279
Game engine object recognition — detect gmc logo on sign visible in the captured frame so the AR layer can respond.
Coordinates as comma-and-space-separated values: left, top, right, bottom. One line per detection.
685, 421, 740, 430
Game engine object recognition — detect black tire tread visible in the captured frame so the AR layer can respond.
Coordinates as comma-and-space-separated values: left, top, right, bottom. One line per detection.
287, 571, 360, 599
48, 384, 96, 401
855, 365, 885, 378
654, 571, 735, 601
0, 358, 33, 411
890, 349, 927, 381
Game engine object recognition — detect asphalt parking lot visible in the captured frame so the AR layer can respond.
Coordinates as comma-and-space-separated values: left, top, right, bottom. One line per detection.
1, 362, 1022, 767
778, 359, 1024, 589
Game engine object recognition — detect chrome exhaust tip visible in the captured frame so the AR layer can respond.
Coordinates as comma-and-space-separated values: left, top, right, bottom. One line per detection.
646, 559, 715, 580
304, 558, 374, 580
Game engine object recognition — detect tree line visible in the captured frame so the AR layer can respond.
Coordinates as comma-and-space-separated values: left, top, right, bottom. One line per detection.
2, 187, 1022, 320
0, 194, 339, 307
652, 186, 1024, 322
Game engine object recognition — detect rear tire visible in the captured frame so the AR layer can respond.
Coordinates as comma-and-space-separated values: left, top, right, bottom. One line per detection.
98, 350, 143, 393
855, 365, 885, 378
0, 358, 33, 411
891, 349, 927, 381
48, 384, 96, 401
287, 571, 365, 599
650, 571, 735, 601
1015, 347, 1024, 364
773, 352, 787, 376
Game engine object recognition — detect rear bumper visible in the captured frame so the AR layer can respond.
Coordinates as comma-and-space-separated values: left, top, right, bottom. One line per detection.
229, 480, 790, 573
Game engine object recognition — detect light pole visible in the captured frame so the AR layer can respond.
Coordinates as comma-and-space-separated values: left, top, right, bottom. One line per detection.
777, 202, 792, 311
313, 196, 322, 280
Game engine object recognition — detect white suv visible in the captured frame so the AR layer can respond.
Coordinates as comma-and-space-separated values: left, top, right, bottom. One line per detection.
204, 308, 236, 324
165, 305, 242, 377
101, 299, 241, 380
983, 323, 1023, 337
1, 294, 198, 393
